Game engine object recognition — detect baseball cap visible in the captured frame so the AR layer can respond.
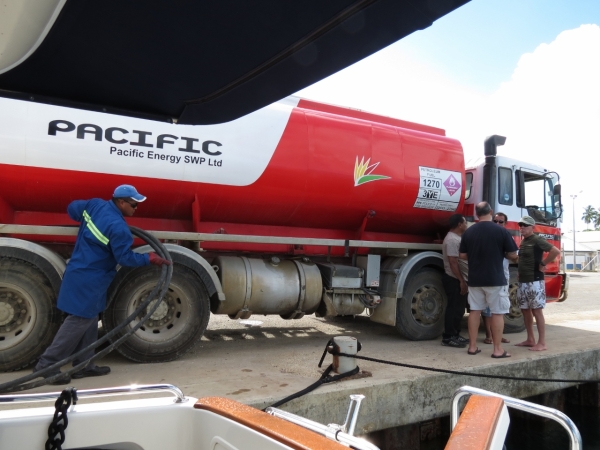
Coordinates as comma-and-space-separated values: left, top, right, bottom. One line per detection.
518, 215, 535, 226
113, 185, 147, 202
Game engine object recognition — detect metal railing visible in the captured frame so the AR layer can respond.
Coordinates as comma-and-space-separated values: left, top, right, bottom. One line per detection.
451, 386, 582, 450
266, 408, 379, 450
266, 394, 380, 450
0, 383, 187, 404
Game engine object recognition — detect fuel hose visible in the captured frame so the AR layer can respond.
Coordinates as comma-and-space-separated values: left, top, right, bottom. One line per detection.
0, 226, 172, 393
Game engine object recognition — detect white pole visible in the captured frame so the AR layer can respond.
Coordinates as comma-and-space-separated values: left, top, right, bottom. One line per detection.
570, 190, 583, 271
571, 194, 576, 271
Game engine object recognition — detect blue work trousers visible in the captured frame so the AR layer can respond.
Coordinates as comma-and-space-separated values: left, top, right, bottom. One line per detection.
35, 315, 99, 374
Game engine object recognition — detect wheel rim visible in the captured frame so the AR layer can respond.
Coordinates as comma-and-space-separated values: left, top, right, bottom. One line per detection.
505, 282, 522, 322
0, 283, 38, 351
125, 281, 191, 343
410, 284, 444, 326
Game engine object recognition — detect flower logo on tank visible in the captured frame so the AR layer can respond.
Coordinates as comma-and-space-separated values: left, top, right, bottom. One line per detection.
354, 156, 391, 186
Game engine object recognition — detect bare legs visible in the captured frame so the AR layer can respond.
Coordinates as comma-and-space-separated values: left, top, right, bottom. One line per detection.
467, 310, 482, 354
484, 315, 510, 344
530, 308, 546, 351
484, 316, 492, 342
469, 310, 510, 356
515, 308, 546, 350
490, 314, 509, 357
515, 308, 535, 347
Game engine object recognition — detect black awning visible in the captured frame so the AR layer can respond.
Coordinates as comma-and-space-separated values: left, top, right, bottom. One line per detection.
0, 0, 469, 125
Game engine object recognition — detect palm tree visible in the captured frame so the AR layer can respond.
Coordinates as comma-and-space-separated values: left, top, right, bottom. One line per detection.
582, 205, 597, 230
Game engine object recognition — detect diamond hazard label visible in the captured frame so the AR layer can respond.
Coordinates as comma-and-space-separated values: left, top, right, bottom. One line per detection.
414, 166, 462, 212
443, 174, 461, 196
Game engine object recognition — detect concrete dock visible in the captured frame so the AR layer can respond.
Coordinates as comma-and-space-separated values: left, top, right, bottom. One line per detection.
1, 272, 599, 435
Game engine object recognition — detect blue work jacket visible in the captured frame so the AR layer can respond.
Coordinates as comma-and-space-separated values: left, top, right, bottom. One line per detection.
57, 199, 150, 318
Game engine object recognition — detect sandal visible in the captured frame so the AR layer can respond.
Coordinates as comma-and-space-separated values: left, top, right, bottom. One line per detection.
484, 338, 510, 344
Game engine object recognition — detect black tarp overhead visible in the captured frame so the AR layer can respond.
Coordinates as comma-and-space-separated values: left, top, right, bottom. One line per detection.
0, 0, 470, 125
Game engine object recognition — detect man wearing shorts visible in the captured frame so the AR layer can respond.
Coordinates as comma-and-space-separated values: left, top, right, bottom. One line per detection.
515, 215, 560, 351
482, 212, 511, 345
459, 202, 518, 358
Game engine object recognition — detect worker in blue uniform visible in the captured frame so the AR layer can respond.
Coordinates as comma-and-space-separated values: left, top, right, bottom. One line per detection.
34, 185, 170, 384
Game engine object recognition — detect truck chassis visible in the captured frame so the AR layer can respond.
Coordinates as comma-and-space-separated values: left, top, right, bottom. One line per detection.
0, 224, 525, 372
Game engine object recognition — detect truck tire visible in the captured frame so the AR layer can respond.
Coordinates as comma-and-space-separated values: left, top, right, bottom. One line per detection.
0, 258, 61, 371
503, 267, 525, 333
104, 264, 210, 363
395, 268, 446, 341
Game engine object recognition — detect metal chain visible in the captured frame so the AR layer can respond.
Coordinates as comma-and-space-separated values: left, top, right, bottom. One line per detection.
46, 388, 78, 450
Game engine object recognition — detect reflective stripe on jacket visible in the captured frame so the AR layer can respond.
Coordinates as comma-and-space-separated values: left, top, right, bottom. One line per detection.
57, 198, 150, 318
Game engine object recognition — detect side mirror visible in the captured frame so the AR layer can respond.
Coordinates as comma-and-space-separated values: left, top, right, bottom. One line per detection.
553, 184, 563, 218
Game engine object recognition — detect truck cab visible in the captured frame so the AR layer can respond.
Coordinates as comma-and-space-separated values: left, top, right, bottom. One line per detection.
463, 135, 567, 308
464, 156, 562, 229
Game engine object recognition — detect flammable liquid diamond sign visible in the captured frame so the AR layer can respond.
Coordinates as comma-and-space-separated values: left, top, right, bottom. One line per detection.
413, 166, 462, 211
443, 174, 460, 196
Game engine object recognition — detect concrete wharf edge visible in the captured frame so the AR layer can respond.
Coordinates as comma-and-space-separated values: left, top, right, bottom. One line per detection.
3, 270, 600, 437
248, 346, 599, 434
2, 313, 598, 437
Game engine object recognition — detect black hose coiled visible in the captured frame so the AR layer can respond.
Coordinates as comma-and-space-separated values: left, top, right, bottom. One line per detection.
0, 226, 172, 393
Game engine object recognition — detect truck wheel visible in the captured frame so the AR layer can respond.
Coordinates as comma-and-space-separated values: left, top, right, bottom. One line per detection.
395, 268, 446, 341
104, 264, 210, 363
503, 267, 525, 333
0, 258, 61, 371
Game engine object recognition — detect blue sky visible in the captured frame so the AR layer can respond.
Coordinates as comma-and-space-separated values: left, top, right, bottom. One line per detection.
400, 0, 600, 92
296, 0, 600, 233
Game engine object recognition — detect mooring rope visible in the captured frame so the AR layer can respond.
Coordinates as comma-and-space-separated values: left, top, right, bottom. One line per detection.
333, 351, 599, 384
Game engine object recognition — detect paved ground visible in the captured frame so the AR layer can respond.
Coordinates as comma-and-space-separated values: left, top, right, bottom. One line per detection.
544, 272, 600, 329
1, 272, 599, 432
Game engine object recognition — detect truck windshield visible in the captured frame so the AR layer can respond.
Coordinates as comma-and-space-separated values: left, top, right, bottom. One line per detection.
523, 172, 560, 224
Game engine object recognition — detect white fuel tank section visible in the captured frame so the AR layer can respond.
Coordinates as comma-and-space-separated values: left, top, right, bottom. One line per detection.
212, 256, 323, 319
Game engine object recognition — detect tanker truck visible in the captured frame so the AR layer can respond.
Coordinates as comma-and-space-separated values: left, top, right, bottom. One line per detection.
0, 96, 566, 371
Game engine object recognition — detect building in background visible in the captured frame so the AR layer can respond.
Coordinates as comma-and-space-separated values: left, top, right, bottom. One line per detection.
561, 231, 600, 271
